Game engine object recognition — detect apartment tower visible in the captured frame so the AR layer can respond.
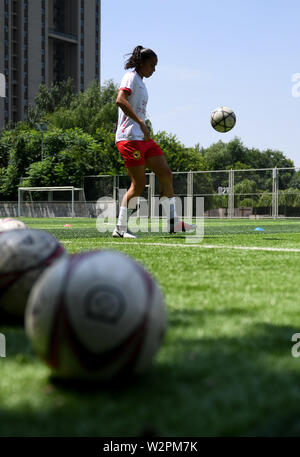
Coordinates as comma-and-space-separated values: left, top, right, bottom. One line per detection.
0, 0, 101, 128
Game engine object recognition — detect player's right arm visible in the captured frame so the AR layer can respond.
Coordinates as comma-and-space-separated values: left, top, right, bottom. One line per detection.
116, 90, 150, 141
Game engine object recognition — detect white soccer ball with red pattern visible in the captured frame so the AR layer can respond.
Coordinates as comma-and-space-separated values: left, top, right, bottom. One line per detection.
0, 218, 28, 232
0, 229, 66, 316
25, 250, 167, 380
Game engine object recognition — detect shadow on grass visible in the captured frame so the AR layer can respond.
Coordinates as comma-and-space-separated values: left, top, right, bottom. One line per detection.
1, 310, 300, 437
47, 227, 195, 241
168, 307, 254, 327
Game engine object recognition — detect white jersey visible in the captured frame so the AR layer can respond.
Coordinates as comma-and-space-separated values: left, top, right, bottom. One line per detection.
115, 71, 148, 143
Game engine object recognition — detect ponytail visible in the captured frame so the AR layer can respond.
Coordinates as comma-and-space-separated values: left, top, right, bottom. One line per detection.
124, 46, 157, 70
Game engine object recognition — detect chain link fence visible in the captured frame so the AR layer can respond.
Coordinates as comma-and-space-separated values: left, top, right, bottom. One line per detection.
6, 168, 299, 218
84, 167, 300, 218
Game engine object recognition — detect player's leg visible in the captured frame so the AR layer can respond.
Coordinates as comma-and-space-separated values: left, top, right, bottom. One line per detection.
113, 165, 146, 238
114, 141, 147, 238
146, 153, 196, 233
146, 155, 174, 197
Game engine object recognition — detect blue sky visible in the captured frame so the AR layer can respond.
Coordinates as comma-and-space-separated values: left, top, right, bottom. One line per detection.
101, 0, 300, 166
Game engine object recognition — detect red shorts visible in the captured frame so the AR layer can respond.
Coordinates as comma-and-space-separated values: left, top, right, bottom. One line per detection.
116, 139, 164, 167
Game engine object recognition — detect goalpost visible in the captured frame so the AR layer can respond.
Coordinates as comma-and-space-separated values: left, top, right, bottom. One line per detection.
18, 186, 86, 217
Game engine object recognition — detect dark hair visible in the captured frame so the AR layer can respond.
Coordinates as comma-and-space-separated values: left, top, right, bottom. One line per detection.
124, 46, 157, 70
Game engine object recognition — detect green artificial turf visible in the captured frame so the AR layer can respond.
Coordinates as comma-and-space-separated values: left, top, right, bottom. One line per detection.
1, 217, 300, 436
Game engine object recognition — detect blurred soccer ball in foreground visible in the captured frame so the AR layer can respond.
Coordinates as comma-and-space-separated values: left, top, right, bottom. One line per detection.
0, 229, 66, 316
211, 106, 236, 133
25, 250, 167, 381
0, 218, 28, 232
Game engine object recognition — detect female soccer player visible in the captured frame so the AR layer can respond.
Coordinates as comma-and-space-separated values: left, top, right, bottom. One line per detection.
113, 45, 196, 238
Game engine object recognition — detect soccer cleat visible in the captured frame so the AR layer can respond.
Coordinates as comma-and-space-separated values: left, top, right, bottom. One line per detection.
169, 218, 197, 234
112, 226, 138, 239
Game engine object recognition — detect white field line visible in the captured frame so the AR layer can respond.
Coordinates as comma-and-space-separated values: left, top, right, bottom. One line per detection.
110, 242, 300, 253
62, 239, 300, 253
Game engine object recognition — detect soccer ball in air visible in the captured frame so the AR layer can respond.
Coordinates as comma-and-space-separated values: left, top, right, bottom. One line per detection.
0, 218, 28, 232
0, 229, 66, 316
211, 106, 236, 133
25, 250, 167, 381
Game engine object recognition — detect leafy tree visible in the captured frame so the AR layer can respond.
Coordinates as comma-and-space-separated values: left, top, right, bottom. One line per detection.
238, 197, 256, 207
203, 137, 294, 171
0, 130, 14, 168
278, 188, 300, 216
25, 77, 75, 127
278, 168, 296, 191
289, 170, 300, 189
49, 80, 118, 135
153, 131, 209, 172
256, 192, 272, 215
94, 126, 125, 175
234, 179, 257, 194
203, 140, 231, 170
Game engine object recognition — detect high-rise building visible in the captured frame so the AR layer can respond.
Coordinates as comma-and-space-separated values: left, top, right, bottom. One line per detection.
0, 0, 101, 129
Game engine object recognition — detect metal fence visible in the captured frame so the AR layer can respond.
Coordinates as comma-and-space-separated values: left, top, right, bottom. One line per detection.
83, 167, 300, 218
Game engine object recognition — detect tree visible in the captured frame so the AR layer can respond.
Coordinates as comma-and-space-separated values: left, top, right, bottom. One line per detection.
234, 179, 258, 209
203, 138, 246, 170
278, 188, 300, 216
49, 80, 118, 135
25, 77, 75, 127
203, 137, 295, 171
289, 170, 300, 189
153, 131, 209, 172
256, 192, 272, 215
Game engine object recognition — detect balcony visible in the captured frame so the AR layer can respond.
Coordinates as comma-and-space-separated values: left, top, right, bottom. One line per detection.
48, 28, 78, 44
